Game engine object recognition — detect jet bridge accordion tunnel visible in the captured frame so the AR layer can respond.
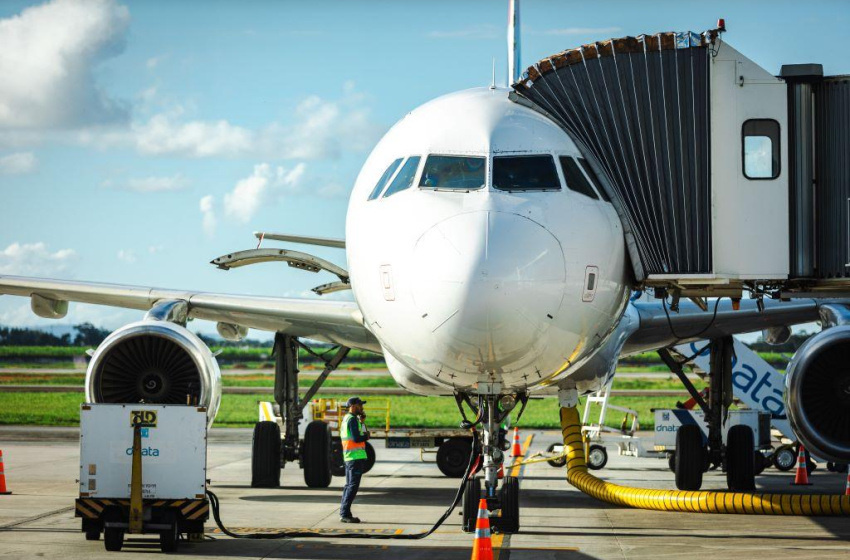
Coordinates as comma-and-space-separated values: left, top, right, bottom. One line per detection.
512, 29, 850, 295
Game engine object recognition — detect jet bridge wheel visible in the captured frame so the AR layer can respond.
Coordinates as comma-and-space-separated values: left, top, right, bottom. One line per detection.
675, 424, 706, 491
251, 421, 281, 488
303, 420, 333, 488
461, 477, 481, 533
726, 425, 756, 491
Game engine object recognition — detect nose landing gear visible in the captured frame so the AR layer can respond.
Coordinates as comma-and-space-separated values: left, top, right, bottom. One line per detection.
457, 389, 527, 534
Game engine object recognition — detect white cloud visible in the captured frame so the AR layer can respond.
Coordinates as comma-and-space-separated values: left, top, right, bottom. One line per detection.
128, 85, 381, 160
0, 242, 77, 276
0, 152, 37, 175
224, 163, 306, 223
0, 0, 130, 129
427, 24, 500, 39
540, 26, 622, 36
148, 245, 163, 254
145, 54, 167, 70
134, 113, 254, 158
110, 173, 190, 193
0, 300, 139, 329
116, 249, 136, 263
200, 195, 216, 237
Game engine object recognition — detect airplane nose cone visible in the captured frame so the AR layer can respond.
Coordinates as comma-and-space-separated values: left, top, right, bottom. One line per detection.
412, 211, 566, 372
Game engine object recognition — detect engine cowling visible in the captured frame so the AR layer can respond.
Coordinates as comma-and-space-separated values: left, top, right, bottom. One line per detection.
785, 325, 850, 462
85, 321, 222, 425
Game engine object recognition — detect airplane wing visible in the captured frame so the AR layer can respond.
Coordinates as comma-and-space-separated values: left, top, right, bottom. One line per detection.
0, 275, 380, 352
621, 298, 824, 355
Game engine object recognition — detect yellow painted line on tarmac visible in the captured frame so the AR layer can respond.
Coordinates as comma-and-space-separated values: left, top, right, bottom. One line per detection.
492, 433, 534, 560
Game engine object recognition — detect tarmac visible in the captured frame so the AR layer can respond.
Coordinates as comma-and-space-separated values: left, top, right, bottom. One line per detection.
1, 428, 849, 559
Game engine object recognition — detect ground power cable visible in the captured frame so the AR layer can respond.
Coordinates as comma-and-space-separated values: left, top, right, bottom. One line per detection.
206, 431, 479, 540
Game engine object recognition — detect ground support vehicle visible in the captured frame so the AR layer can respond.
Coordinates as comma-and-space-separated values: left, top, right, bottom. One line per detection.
76, 404, 209, 553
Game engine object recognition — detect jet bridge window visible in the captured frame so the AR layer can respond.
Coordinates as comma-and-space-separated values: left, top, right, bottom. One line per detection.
559, 156, 599, 200
742, 119, 780, 180
493, 155, 560, 191
368, 158, 403, 200
419, 155, 486, 191
382, 156, 421, 198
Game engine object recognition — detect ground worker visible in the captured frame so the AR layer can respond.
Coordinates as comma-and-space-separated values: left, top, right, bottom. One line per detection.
339, 396, 370, 523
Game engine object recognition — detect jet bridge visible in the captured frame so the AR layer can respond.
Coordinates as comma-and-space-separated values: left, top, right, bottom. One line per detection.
511, 27, 850, 298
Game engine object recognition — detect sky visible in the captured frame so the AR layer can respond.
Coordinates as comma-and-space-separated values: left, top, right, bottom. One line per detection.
0, 0, 846, 338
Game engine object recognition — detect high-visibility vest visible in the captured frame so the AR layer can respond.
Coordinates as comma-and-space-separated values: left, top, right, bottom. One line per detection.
340, 413, 367, 462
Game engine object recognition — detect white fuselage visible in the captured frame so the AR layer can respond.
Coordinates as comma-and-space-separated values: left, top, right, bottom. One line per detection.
346, 88, 630, 394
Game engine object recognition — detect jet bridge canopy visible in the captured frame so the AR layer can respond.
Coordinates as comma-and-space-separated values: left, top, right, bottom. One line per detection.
511, 30, 719, 281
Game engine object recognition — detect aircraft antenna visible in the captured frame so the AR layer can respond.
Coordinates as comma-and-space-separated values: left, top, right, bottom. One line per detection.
490, 58, 497, 90
507, 0, 521, 84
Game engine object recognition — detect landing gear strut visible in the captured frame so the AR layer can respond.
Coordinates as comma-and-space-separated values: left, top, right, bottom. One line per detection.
459, 390, 524, 534
660, 336, 755, 491
251, 333, 349, 488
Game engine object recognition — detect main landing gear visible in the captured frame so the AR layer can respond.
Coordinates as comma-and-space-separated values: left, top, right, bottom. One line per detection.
459, 390, 527, 534
252, 333, 350, 489
660, 337, 756, 491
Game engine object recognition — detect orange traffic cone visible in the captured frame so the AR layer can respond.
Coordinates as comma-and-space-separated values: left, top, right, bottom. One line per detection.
470, 498, 493, 560
844, 465, 850, 496
791, 444, 812, 486
0, 450, 10, 495
511, 427, 523, 458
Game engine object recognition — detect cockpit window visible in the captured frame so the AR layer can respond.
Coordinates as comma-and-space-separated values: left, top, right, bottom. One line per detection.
382, 156, 421, 198
577, 158, 610, 202
493, 155, 560, 191
419, 155, 486, 191
559, 156, 599, 200
368, 158, 403, 200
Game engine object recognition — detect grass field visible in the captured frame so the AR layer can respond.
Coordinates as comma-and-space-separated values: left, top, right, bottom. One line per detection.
0, 391, 679, 429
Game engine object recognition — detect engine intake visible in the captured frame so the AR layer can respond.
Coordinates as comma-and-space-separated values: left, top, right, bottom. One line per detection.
785, 325, 850, 462
85, 321, 222, 425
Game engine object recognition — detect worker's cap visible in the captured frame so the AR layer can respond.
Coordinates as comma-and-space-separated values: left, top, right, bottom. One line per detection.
346, 397, 367, 407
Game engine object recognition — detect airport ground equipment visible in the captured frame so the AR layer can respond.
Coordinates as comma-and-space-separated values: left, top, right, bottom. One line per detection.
76, 404, 209, 552
259, 396, 482, 479
560, 406, 850, 515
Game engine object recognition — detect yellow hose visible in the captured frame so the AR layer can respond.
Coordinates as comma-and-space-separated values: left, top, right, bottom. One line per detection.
560, 407, 850, 515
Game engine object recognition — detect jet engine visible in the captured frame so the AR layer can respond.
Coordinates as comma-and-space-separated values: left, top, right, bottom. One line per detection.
785, 325, 850, 462
85, 320, 222, 425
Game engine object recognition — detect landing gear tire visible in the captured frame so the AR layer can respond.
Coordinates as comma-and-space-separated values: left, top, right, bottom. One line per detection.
461, 477, 481, 533
84, 527, 100, 541
251, 421, 281, 488
492, 476, 519, 534
726, 425, 756, 491
675, 424, 705, 491
667, 453, 676, 472
438, 438, 473, 478
546, 443, 566, 468
587, 444, 608, 470
303, 420, 332, 488
772, 444, 796, 471
330, 438, 345, 477
364, 442, 376, 473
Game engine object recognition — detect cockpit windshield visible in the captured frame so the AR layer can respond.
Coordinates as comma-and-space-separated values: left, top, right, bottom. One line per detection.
419, 155, 486, 191
493, 155, 561, 191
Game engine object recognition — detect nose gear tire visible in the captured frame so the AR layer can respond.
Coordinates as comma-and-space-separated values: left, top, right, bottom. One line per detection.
492, 476, 519, 534
461, 477, 481, 533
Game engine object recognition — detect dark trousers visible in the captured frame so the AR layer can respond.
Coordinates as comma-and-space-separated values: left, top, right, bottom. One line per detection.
340, 459, 365, 518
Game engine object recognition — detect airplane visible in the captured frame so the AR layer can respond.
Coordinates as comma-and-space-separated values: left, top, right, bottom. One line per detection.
1, 0, 848, 534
